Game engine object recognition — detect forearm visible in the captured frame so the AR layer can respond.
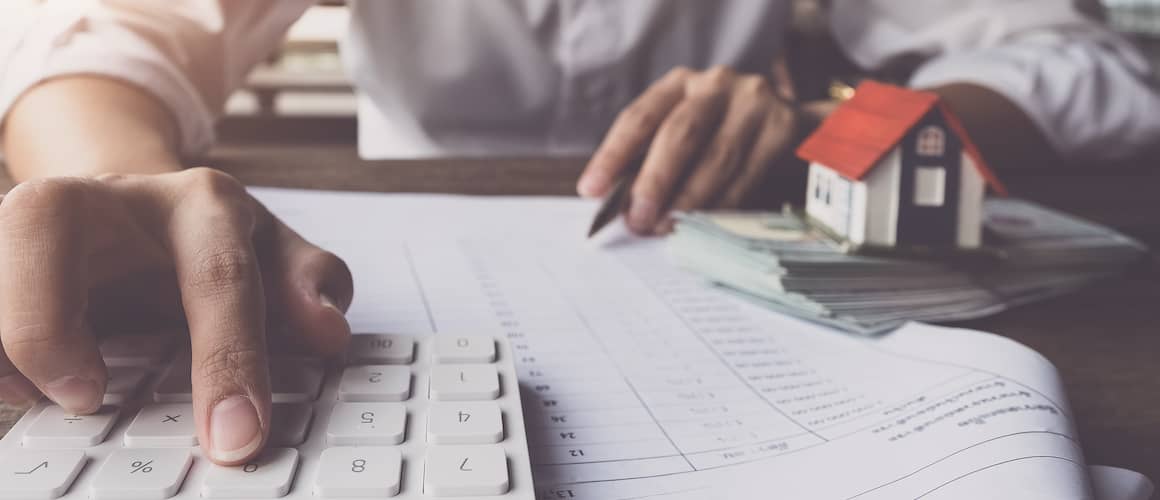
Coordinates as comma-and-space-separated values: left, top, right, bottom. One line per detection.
2, 77, 184, 181
928, 83, 1058, 170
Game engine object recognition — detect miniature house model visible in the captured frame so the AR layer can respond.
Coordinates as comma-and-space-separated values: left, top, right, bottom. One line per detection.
797, 81, 1006, 251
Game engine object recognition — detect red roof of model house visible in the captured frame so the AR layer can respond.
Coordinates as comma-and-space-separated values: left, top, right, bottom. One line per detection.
796, 81, 1007, 195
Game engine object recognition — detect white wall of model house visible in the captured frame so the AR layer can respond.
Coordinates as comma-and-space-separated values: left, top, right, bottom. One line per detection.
805, 147, 985, 249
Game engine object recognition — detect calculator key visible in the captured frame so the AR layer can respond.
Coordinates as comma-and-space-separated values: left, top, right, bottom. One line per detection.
269, 403, 314, 447
269, 358, 324, 403
424, 446, 510, 496
325, 402, 407, 445
100, 334, 177, 367
103, 366, 150, 405
427, 402, 504, 444
429, 365, 501, 401
22, 405, 119, 448
338, 365, 411, 402
123, 403, 197, 447
0, 449, 86, 499
89, 448, 192, 500
152, 362, 192, 403
433, 336, 496, 364
347, 334, 414, 365
313, 447, 401, 498
201, 448, 299, 498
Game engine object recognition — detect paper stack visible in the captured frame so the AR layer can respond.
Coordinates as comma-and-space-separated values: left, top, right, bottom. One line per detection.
668, 198, 1148, 335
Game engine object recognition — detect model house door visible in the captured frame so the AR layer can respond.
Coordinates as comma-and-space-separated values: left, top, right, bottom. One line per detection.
896, 117, 961, 247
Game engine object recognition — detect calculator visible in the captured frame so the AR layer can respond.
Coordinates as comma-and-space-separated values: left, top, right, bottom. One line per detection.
0, 333, 535, 499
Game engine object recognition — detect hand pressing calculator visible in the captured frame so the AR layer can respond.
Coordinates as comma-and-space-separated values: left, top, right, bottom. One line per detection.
0, 333, 535, 499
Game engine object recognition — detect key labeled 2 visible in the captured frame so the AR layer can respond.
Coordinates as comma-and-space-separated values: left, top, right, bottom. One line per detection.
338, 365, 411, 402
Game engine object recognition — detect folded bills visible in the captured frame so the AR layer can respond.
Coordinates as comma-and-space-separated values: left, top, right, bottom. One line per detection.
668, 198, 1147, 335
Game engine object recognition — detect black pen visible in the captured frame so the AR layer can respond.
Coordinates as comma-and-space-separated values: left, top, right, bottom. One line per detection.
586, 162, 642, 239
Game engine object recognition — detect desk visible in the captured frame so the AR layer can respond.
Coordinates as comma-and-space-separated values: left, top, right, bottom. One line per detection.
1, 143, 1158, 484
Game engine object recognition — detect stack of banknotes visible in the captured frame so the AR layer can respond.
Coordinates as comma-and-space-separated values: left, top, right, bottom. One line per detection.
668, 198, 1148, 335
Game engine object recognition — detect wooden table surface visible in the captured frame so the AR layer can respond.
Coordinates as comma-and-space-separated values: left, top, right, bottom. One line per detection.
1, 139, 1159, 486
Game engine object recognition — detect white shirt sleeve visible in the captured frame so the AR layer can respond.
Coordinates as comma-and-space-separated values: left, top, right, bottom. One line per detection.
831, 0, 1160, 162
0, 0, 313, 157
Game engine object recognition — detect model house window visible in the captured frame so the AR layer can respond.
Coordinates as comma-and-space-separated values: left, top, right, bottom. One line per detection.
916, 126, 945, 156
913, 166, 946, 206
813, 172, 822, 200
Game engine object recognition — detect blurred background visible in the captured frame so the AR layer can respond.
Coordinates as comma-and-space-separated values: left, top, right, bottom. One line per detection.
2, 0, 1159, 245
4, 0, 1157, 131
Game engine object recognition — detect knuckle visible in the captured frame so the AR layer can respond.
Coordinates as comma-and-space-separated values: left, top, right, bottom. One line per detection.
738, 76, 771, 97
705, 65, 736, 84
93, 173, 127, 184
2, 178, 88, 213
666, 65, 693, 80
199, 340, 265, 387
185, 246, 258, 295
618, 104, 660, 131
182, 167, 247, 203
3, 324, 57, 356
2, 322, 82, 365
0, 179, 92, 231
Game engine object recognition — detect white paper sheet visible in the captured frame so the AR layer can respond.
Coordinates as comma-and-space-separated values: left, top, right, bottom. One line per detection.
251, 187, 1149, 500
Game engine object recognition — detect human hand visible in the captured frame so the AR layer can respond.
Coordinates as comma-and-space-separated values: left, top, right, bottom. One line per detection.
0, 168, 353, 465
577, 65, 799, 235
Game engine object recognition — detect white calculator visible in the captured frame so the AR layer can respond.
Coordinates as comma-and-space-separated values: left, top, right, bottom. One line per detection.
0, 333, 535, 499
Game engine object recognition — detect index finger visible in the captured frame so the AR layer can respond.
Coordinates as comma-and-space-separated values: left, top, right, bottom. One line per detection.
162, 169, 271, 465
578, 67, 691, 198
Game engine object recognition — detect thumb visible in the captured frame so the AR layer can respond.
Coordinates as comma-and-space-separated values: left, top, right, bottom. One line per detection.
262, 219, 354, 358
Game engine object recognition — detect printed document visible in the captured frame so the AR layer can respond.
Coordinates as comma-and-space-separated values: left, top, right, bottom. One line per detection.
252, 187, 1151, 500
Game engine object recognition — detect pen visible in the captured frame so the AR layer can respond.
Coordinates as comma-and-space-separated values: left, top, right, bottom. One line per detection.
586, 164, 642, 238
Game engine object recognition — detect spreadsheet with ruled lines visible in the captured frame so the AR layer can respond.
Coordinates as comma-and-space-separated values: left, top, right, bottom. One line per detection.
251, 187, 1147, 500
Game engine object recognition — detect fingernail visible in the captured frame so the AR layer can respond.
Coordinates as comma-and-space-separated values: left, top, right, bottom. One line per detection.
628, 199, 658, 232
43, 376, 100, 413
577, 177, 600, 198
319, 292, 340, 312
210, 395, 263, 463
0, 374, 40, 406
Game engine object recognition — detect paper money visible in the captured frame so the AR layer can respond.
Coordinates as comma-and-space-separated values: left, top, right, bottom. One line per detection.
668, 199, 1147, 335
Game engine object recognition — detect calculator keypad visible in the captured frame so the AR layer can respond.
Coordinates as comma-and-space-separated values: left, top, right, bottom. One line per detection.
0, 334, 533, 499
0, 449, 86, 499
429, 365, 501, 401
325, 402, 406, 446
313, 447, 401, 498
89, 448, 193, 500
201, 448, 299, 498
23, 406, 119, 449
123, 403, 197, 447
